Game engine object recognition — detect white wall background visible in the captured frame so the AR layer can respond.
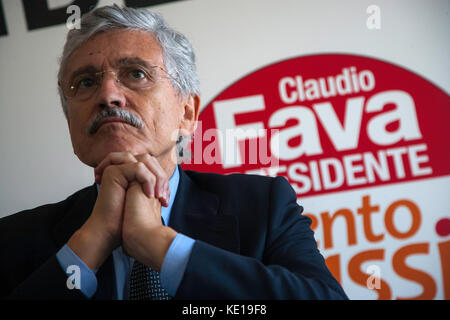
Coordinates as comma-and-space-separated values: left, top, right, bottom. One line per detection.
0, 0, 449, 217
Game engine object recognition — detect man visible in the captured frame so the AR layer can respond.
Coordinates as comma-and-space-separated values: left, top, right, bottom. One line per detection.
0, 5, 347, 300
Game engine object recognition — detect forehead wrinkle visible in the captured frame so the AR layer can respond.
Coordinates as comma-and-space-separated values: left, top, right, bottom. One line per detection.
65, 30, 164, 82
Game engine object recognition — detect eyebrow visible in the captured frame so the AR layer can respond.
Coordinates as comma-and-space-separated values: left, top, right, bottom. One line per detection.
116, 57, 155, 69
67, 65, 99, 83
67, 57, 158, 83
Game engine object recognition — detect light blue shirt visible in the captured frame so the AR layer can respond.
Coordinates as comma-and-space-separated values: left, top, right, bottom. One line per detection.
56, 165, 195, 299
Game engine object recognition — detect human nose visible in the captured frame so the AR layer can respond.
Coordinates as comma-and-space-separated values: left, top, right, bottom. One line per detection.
96, 71, 127, 108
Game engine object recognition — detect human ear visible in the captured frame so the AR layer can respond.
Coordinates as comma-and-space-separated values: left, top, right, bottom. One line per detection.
179, 94, 200, 136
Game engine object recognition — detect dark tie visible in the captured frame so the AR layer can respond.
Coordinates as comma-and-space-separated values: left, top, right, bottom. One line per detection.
129, 260, 171, 300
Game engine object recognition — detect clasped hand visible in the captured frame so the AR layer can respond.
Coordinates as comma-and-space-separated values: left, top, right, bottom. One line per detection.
68, 152, 177, 272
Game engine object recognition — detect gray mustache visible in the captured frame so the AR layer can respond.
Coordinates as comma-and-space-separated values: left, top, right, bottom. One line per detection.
88, 108, 144, 134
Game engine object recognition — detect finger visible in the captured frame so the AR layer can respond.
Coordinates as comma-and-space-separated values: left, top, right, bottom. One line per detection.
97, 153, 170, 206
102, 162, 156, 198
120, 162, 157, 198
163, 179, 170, 207
95, 152, 137, 179
134, 154, 170, 206
158, 180, 170, 207
95, 152, 137, 183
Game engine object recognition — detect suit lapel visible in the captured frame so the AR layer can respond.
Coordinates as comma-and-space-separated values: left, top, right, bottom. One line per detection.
52, 184, 116, 299
52, 185, 97, 247
169, 167, 240, 254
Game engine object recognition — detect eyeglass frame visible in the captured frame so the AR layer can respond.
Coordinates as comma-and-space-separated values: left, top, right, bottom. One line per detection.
59, 63, 182, 101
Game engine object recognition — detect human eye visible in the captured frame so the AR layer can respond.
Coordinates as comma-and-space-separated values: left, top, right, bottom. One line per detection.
122, 65, 154, 84
120, 65, 151, 82
73, 74, 96, 89
129, 68, 147, 80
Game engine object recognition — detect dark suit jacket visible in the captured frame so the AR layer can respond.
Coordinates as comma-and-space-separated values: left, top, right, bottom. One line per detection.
0, 167, 348, 299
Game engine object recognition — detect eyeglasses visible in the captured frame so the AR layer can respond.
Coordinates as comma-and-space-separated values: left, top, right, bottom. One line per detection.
61, 64, 180, 101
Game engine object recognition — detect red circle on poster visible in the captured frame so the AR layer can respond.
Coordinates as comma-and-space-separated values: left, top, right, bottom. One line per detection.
182, 54, 450, 198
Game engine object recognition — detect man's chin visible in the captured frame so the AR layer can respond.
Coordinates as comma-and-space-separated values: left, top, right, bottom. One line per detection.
77, 145, 149, 168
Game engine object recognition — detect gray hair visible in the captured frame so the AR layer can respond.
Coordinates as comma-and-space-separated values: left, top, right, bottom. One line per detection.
57, 5, 199, 162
